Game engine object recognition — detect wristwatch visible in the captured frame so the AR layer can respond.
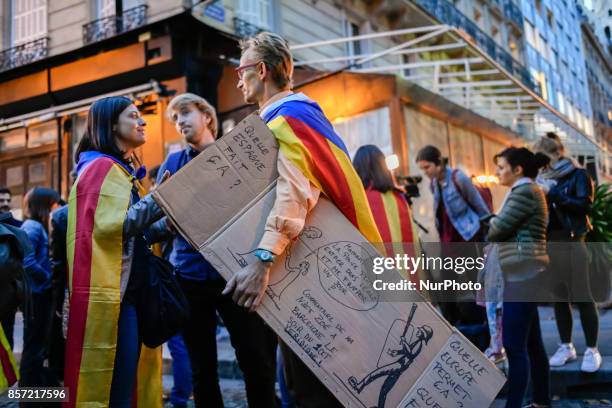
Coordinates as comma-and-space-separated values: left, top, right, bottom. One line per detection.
254, 249, 275, 263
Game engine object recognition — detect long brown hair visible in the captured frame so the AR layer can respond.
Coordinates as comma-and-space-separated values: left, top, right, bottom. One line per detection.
24, 187, 60, 230
353, 145, 396, 193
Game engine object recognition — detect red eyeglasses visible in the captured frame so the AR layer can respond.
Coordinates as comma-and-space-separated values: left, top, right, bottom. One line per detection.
235, 61, 261, 79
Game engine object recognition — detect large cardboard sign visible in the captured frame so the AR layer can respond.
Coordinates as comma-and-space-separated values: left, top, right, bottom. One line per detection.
153, 114, 506, 407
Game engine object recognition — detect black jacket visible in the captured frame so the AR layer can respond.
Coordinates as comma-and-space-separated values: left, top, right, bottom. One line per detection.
50, 205, 68, 295
546, 167, 594, 238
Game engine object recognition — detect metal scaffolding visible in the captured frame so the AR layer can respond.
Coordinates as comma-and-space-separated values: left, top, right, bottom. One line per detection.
289, 23, 607, 168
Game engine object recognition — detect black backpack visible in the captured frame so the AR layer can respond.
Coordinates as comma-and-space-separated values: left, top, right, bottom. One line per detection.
0, 213, 30, 317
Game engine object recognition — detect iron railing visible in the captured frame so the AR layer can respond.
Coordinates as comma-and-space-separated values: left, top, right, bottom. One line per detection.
412, 0, 535, 92
83, 5, 148, 45
0, 37, 49, 73
504, 0, 524, 30
233, 17, 264, 38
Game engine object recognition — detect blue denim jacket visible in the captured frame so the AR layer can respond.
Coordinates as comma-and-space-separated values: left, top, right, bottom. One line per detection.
432, 168, 490, 241
21, 219, 52, 293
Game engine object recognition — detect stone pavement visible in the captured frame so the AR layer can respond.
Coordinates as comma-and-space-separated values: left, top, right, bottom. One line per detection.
2, 305, 611, 406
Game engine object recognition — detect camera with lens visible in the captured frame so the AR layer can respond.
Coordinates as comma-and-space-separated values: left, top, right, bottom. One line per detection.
397, 175, 423, 204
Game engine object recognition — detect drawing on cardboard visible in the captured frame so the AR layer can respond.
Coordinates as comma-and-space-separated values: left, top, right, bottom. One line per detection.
263, 226, 379, 311
265, 227, 322, 308
347, 304, 433, 408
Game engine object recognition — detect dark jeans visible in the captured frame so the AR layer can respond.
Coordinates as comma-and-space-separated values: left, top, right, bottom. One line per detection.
20, 289, 56, 388
47, 285, 66, 384
178, 276, 277, 408
279, 341, 342, 408
168, 333, 193, 408
549, 233, 599, 348
109, 302, 141, 408
503, 301, 550, 408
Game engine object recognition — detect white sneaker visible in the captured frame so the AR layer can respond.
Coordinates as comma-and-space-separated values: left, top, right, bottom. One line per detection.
581, 348, 602, 373
549, 343, 577, 366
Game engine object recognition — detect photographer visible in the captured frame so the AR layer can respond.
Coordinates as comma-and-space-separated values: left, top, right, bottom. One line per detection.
416, 145, 489, 331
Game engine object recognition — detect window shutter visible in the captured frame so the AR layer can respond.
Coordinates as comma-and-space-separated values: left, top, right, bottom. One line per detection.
236, 0, 272, 30
98, 0, 116, 18
12, 0, 47, 45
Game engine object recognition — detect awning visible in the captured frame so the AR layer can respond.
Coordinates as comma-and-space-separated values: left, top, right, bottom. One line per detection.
289, 6, 607, 166
0, 81, 160, 131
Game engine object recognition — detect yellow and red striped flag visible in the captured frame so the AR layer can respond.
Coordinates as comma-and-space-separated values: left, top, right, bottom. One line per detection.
0, 324, 18, 392
64, 156, 161, 407
264, 94, 382, 244
366, 188, 427, 288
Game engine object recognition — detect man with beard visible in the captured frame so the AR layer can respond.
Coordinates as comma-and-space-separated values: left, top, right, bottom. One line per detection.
156, 94, 277, 408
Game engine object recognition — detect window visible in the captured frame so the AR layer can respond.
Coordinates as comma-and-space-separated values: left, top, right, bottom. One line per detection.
11, 0, 47, 45
525, 21, 536, 47
546, 8, 554, 28
27, 120, 57, 148
97, 0, 116, 18
491, 25, 501, 44
345, 19, 363, 63
235, 0, 274, 30
0, 128, 26, 152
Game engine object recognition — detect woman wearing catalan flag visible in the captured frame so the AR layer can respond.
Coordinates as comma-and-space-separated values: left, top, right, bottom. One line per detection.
224, 31, 382, 407
353, 145, 424, 286
64, 97, 164, 407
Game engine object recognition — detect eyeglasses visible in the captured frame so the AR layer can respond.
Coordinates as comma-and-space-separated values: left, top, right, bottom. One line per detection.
235, 61, 261, 80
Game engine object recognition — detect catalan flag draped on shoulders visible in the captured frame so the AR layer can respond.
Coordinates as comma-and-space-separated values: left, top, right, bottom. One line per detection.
262, 92, 381, 244
64, 151, 161, 408
0, 325, 18, 392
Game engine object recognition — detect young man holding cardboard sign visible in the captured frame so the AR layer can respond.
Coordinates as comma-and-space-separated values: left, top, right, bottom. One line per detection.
224, 31, 382, 407
156, 94, 277, 408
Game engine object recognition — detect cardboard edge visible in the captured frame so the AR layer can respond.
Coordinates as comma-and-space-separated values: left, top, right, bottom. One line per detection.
199, 180, 278, 249
152, 189, 201, 251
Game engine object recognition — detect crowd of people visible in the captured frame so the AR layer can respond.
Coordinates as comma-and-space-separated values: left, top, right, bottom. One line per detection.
0, 30, 605, 408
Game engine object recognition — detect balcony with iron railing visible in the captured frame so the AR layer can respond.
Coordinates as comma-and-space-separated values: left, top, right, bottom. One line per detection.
0, 37, 49, 73
503, 0, 524, 31
412, 0, 535, 92
233, 17, 264, 38
83, 5, 148, 45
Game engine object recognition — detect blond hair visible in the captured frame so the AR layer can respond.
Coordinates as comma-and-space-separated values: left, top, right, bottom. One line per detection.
166, 93, 218, 137
239, 32, 293, 89
533, 132, 564, 159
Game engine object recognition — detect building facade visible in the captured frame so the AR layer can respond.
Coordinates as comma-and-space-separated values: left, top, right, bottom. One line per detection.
579, 7, 612, 176
0, 0, 608, 232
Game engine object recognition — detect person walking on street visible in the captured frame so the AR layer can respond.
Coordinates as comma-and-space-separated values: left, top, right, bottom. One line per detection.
0, 187, 23, 350
19, 187, 60, 389
225, 31, 382, 407
157, 93, 278, 408
534, 133, 602, 373
487, 147, 551, 408
64, 96, 165, 407
416, 145, 489, 335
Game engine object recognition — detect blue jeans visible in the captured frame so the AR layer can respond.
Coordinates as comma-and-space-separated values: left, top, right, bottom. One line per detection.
277, 346, 295, 408
502, 301, 550, 408
109, 303, 141, 408
168, 334, 193, 407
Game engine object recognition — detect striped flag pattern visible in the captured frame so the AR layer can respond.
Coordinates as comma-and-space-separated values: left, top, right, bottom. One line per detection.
366, 188, 426, 287
0, 325, 18, 392
264, 96, 382, 244
64, 157, 161, 407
